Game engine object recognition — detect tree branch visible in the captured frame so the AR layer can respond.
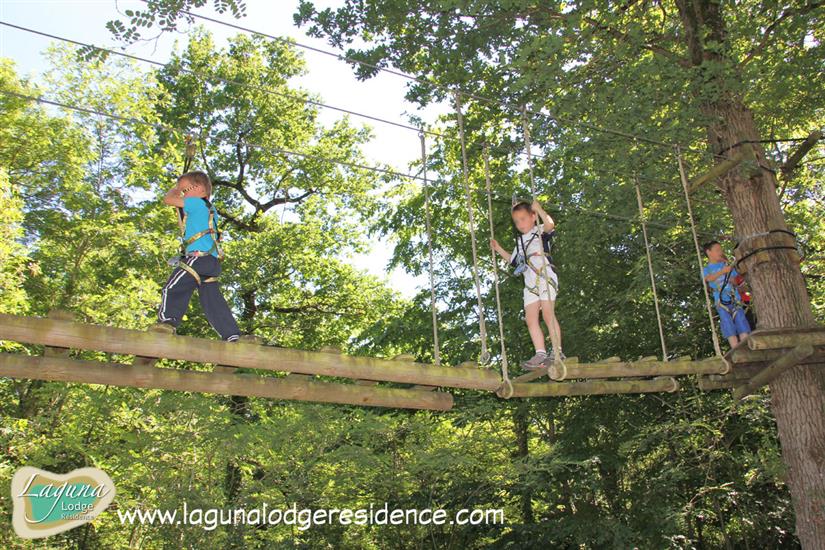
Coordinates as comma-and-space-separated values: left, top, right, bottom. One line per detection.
213, 206, 258, 233
740, 2, 825, 66
260, 189, 316, 212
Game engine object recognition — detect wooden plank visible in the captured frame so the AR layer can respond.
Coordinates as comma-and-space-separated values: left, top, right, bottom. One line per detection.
508, 376, 679, 398
745, 327, 825, 351
548, 357, 727, 381
0, 353, 454, 411
512, 356, 580, 383
733, 345, 815, 400
0, 314, 501, 391
729, 345, 825, 365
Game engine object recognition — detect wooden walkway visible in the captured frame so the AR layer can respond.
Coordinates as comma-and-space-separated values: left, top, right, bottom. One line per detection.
0, 313, 822, 410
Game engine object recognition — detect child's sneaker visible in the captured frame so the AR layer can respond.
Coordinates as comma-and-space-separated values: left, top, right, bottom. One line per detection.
150, 322, 176, 335
522, 351, 548, 370
543, 350, 566, 366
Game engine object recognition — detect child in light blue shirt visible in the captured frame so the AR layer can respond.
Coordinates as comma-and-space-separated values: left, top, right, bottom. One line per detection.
702, 240, 751, 348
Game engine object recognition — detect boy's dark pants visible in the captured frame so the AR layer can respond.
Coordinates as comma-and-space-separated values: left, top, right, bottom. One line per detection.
157, 255, 240, 340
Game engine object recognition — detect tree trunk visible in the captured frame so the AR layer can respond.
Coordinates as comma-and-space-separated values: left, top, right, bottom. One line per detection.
512, 402, 535, 524
674, 1, 825, 545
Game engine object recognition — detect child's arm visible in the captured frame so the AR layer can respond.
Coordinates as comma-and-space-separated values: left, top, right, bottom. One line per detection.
163, 182, 185, 208
490, 239, 512, 262
704, 264, 732, 282
532, 200, 555, 232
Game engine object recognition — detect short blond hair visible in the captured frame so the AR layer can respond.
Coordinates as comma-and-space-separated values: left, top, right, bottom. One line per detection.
178, 171, 212, 197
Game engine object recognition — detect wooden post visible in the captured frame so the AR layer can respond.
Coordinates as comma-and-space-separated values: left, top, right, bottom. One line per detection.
547, 357, 727, 380
733, 345, 815, 400
44, 310, 73, 358
506, 376, 679, 398
0, 353, 454, 411
0, 314, 502, 390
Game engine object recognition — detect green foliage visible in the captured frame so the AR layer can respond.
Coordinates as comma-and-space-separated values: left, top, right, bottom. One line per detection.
0, 1, 821, 548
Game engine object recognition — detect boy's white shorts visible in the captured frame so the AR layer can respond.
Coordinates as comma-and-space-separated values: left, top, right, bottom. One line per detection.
523, 269, 558, 307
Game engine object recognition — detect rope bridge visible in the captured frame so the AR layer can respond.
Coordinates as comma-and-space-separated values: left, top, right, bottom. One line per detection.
1, 312, 821, 411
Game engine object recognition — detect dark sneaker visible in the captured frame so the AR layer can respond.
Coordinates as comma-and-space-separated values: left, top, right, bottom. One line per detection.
522, 352, 548, 370
150, 322, 176, 335
543, 350, 566, 366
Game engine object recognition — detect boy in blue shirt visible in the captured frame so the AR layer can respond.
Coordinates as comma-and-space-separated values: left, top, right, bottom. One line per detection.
155, 171, 240, 341
702, 240, 751, 348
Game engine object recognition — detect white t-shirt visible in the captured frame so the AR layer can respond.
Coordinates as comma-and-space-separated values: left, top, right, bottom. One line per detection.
511, 224, 557, 289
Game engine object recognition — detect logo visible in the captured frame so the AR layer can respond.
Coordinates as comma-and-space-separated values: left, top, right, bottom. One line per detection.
11, 466, 116, 539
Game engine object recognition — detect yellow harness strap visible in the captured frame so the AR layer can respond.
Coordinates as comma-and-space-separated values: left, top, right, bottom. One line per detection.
525, 252, 558, 296
176, 261, 218, 286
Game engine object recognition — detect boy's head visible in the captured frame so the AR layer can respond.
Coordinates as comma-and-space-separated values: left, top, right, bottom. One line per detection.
178, 171, 211, 198
703, 240, 725, 262
511, 201, 537, 233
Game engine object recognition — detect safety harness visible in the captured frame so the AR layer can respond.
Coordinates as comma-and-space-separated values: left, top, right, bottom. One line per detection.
713, 268, 747, 319
171, 198, 223, 286
512, 228, 558, 297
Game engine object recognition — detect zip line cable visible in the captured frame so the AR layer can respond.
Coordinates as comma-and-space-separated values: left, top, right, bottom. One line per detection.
0, 19, 567, 166
0, 89, 428, 183
7, 19, 749, 189
0, 20, 438, 138
2, 88, 721, 240
143, 2, 686, 150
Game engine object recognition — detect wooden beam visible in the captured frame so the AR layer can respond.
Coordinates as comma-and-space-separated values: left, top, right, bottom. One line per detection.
0, 353, 454, 411
729, 345, 825, 366
688, 144, 754, 193
506, 377, 679, 398
0, 314, 501, 391
781, 130, 823, 177
733, 345, 815, 400
698, 373, 750, 391
746, 327, 825, 351
44, 310, 73, 358
548, 357, 727, 381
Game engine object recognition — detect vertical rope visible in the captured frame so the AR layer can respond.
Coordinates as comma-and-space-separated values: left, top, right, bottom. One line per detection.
677, 149, 724, 358
520, 105, 538, 199
483, 142, 513, 398
419, 133, 441, 366
634, 177, 669, 361
521, 105, 564, 375
454, 92, 490, 365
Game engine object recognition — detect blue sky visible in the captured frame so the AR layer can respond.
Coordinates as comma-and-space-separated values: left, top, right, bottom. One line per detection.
0, 0, 440, 298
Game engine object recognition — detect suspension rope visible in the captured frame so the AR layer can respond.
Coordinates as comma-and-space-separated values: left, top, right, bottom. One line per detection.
634, 177, 669, 361
482, 142, 513, 398
677, 149, 725, 362
419, 133, 441, 366
522, 105, 565, 376
454, 92, 490, 365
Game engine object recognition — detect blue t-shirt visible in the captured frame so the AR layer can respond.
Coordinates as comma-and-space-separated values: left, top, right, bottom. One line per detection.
183, 197, 219, 257
703, 261, 741, 304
